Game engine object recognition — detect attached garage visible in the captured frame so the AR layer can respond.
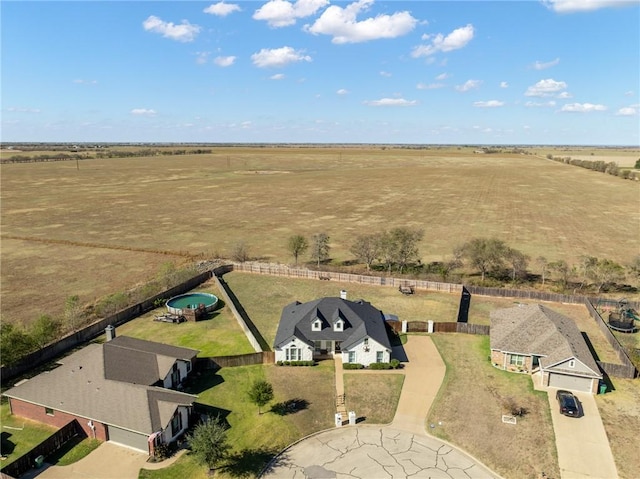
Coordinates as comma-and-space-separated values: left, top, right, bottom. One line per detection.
107, 425, 149, 452
548, 373, 595, 393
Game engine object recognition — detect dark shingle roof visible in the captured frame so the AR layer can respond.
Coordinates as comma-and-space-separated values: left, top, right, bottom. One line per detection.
274, 297, 391, 350
490, 304, 601, 376
4, 340, 197, 435
103, 336, 197, 385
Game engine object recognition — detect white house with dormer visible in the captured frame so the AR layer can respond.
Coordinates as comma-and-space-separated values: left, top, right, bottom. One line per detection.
273, 297, 393, 366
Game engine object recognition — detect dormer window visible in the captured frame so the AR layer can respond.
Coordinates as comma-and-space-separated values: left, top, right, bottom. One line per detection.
334, 319, 344, 332
312, 319, 322, 331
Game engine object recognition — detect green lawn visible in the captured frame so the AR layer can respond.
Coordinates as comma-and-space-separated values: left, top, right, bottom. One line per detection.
114, 282, 254, 357
0, 400, 56, 466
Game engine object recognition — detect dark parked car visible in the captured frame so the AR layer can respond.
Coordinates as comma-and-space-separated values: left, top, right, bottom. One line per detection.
556, 389, 580, 417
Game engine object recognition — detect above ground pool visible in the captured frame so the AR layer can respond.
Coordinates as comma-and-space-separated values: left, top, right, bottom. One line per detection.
166, 292, 219, 315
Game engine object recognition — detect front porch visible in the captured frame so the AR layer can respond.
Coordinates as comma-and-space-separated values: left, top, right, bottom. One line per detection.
313, 340, 342, 359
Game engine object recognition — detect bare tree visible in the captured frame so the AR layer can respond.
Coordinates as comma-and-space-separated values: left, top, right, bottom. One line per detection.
461, 238, 508, 282
310, 233, 330, 267
350, 233, 381, 271
588, 258, 624, 293
536, 256, 549, 286
505, 248, 530, 283
230, 240, 250, 262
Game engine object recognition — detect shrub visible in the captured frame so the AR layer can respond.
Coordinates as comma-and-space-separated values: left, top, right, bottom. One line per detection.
343, 363, 364, 370
276, 361, 284, 366
277, 360, 315, 367
369, 362, 392, 370
390, 358, 401, 369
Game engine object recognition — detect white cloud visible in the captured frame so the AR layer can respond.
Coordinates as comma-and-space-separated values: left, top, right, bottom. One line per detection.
73, 79, 98, 85
214, 55, 236, 67
561, 103, 607, 112
473, 100, 504, 108
363, 98, 417, 106
532, 58, 560, 70
435, 73, 450, 80
380, 71, 392, 77
411, 24, 474, 58
251, 46, 312, 68
304, 0, 417, 44
336, 88, 349, 95
254, 0, 329, 28
525, 78, 568, 97
543, 0, 637, 13
500, 81, 509, 88
7, 107, 41, 113
616, 106, 638, 116
142, 15, 201, 42
131, 108, 157, 116
270, 73, 286, 80
416, 82, 444, 90
557, 91, 573, 99
195, 52, 210, 64
525, 100, 557, 107
204, 2, 241, 16
455, 79, 481, 92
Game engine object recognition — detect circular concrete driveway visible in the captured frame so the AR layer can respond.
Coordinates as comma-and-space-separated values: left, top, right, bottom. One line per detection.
260, 425, 499, 479
261, 337, 500, 479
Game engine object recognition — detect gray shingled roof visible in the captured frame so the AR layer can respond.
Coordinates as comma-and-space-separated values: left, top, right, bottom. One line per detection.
490, 304, 601, 376
274, 297, 392, 350
4, 341, 197, 435
103, 336, 197, 386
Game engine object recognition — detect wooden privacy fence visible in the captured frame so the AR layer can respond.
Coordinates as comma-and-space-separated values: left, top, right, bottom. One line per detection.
196, 352, 275, 370
387, 321, 489, 335
230, 262, 463, 294
0, 420, 82, 479
584, 300, 637, 379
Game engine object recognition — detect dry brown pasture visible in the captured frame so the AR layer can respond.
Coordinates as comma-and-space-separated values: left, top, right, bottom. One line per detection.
1, 146, 639, 325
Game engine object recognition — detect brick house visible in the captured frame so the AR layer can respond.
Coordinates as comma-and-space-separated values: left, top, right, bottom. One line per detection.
490, 304, 602, 393
4, 334, 199, 455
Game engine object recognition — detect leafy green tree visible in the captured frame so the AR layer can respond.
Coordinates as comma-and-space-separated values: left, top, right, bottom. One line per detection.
287, 235, 308, 266
0, 323, 34, 366
389, 227, 424, 273
247, 380, 274, 415
350, 233, 381, 271
310, 233, 330, 268
377, 231, 395, 275
30, 314, 61, 349
187, 416, 230, 475
634, 158, 640, 169
460, 238, 508, 282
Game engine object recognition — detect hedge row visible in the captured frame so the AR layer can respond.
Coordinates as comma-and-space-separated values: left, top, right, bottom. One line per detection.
276, 360, 316, 366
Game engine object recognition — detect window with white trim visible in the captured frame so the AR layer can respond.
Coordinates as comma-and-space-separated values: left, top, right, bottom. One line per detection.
376, 351, 384, 363
45, 407, 54, 416
348, 351, 356, 363
312, 319, 322, 331
286, 347, 301, 361
569, 359, 575, 368
334, 319, 344, 332
509, 354, 525, 367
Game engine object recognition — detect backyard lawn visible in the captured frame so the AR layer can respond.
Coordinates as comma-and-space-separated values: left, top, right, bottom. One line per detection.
114, 281, 254, 357
0, 399, 56, 466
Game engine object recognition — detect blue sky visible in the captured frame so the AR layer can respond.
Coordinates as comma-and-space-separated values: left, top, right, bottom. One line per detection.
2, 0, 639, 145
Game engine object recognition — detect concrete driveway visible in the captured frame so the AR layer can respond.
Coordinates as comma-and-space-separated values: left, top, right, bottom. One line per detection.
262, 336, 501, 479
547, 390, 618, 479
23, 442, 148, 479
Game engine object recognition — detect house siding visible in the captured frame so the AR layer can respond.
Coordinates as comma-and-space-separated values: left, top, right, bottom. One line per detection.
160, 406, 191, 444
274, 339, 313, 363
342, 338, 389, 366
8, 398, 108, 441
162, 360, 192, 389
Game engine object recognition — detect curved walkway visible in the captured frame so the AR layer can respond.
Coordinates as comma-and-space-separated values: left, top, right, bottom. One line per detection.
261, 336, 500, 479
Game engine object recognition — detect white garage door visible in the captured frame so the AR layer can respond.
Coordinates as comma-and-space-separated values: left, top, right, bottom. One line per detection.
107, 425, 149, 452
548, 373, 593, 393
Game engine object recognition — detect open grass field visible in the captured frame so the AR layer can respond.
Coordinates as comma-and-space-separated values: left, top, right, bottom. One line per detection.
427, 334, 559, 479
2, 146, 639, 326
